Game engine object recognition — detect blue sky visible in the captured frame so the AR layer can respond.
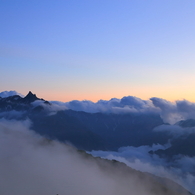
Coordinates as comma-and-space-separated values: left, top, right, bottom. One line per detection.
1, 0, 195, 101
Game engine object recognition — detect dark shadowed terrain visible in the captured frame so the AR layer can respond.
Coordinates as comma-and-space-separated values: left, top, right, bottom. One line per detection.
0, 91, 195, 194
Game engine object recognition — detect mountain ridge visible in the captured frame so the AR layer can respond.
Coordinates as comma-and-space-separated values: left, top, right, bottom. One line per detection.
0, 91, 195, 157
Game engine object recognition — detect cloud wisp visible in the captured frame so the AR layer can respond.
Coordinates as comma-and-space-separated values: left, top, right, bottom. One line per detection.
0, 90, 24, 98
154, 124, 195, 138
31, 100, 68, 115
89, 144, 195, 194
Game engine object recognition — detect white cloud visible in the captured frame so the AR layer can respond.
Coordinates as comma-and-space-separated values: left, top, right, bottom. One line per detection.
52, 96, 159, 114
89, 144, 195, 194
31, 100, 67, 115
50, 96, 195, 127
0, 119, 190, 195
154, 124, 195, 137
0, 90, 24, 98
0, 110, 25, 119
151, 98, 195, 124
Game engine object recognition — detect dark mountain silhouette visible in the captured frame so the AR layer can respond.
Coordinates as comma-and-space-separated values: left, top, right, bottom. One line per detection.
0, 91, 49, 112
0, 91, 195, 158
0, 91, 168, 150
0, 91, 194, 194
23, 91, 40, 103
63, 109, 168, 149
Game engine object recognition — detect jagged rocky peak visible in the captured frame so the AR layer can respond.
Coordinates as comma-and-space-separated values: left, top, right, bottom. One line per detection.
23, 91, 50, 105
25, 91, 37, 98
23, 91, 39, 103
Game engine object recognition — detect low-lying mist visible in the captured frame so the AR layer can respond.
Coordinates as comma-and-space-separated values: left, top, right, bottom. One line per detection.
89, 144, 195, 194
0, 119, 191, 195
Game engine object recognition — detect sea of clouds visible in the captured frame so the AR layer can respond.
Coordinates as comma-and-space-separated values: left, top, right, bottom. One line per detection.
1, 91, 195, 194
1, 118, 190, 195
89, 144, 195, 194
2, 90, 195, 124
51, 96, 195, 125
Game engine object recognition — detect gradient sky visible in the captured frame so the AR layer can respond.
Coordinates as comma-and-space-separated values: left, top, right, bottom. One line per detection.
1, 0, 195, 102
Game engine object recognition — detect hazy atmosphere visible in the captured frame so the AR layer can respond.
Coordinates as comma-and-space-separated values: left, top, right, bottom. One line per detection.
0, 118, 190, 195
1, 1, 195, 195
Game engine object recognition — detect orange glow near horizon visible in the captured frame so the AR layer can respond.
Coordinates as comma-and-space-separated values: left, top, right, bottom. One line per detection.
27, 86, 195, 103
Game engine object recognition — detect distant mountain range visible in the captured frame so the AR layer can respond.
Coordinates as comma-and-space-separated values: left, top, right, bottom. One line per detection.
1, 91, 195, 194
0, 91, 195, 158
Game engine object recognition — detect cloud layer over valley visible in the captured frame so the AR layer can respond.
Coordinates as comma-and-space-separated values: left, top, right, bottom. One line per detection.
1, 91, 195, 194
89, 144, 195, 194
51, 96, 195, 124
3, 90, 195, 124
0, 119, 190, 195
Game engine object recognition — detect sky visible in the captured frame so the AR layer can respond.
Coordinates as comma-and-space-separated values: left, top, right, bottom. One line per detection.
1, 0, 195, 102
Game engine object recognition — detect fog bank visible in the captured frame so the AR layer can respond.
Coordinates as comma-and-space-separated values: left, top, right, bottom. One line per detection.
0, 119, 190, 195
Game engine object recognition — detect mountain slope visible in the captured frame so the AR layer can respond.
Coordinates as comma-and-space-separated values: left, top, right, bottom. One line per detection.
0, 91, 170, 151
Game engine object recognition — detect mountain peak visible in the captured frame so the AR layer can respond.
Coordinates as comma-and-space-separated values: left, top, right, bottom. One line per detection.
26, 91, 35, 97
23, 91, 39, 103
